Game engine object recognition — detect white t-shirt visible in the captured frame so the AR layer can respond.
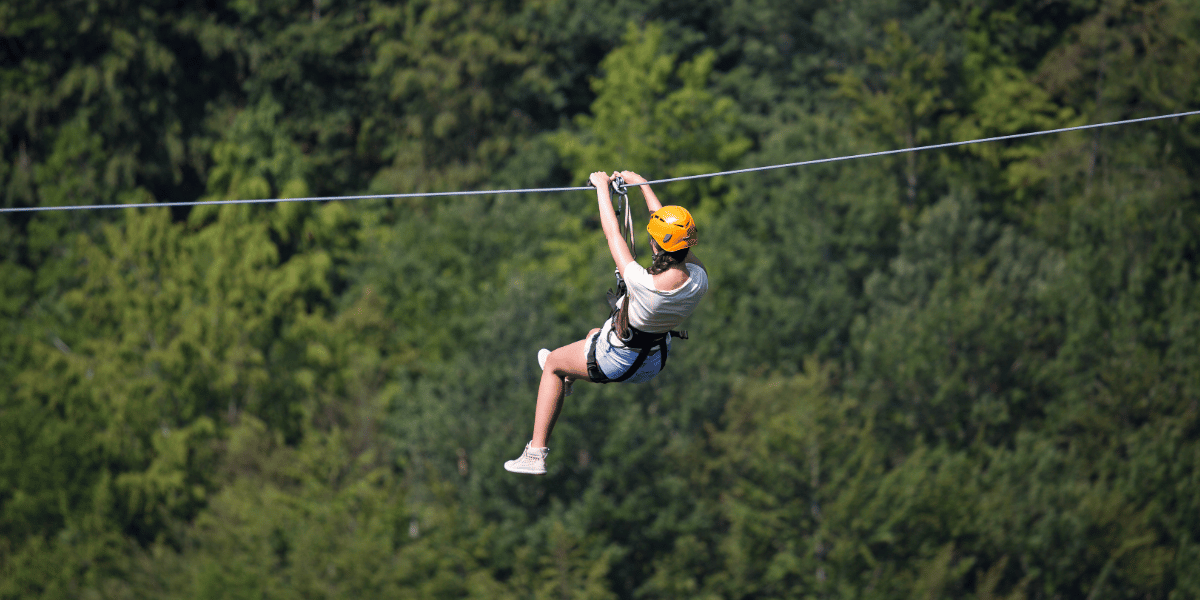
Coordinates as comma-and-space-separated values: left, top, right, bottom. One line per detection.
617, 261, 708, 334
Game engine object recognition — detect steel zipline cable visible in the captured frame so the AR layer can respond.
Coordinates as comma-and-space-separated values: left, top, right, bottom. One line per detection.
3, 110, 1198, 214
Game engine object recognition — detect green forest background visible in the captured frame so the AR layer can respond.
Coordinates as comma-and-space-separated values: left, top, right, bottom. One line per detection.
3, 0, 1199, 598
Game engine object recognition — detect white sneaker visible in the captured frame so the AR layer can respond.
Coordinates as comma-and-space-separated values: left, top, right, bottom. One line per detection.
537, 348, 572, 395
504, 442, 548, 475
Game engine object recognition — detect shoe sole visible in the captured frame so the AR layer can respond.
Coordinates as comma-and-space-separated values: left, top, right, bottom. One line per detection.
504, 462, 546, 475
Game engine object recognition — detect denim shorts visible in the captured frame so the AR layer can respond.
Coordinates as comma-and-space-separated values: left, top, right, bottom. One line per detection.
587, 318, 669, 384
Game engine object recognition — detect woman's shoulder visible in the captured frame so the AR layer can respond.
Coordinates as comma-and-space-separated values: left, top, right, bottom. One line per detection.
684, 262, 709, 293
620, 259, 650, 281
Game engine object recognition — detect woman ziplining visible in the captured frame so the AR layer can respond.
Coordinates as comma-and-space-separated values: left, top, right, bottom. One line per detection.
504, 170, 709, 475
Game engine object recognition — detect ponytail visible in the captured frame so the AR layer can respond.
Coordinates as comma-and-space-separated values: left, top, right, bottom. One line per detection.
648, 248, 689, 275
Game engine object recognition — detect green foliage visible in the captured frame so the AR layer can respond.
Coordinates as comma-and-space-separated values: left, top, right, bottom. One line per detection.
150, 415, 515, 600
550, 22, 750, 211
367, 0, 556, 192
4, 1, 1200, 599
832, 20, 954, 210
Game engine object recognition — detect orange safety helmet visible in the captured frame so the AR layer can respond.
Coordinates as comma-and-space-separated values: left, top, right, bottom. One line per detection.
646, 206, 698, 252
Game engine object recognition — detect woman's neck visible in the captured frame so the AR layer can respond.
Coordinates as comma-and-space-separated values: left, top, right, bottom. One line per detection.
650, 261, 690, 291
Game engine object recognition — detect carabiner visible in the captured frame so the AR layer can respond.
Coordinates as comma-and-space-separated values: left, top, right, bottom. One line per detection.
609, 175, 628, 216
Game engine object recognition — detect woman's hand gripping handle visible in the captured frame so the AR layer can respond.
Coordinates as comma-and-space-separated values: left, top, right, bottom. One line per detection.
617, 170, 663, 214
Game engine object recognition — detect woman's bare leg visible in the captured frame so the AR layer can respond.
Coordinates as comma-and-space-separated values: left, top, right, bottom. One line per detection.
531, 329, 599, 447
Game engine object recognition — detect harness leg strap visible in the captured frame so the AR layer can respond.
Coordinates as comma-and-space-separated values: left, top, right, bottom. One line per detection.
586, 331, 609, 384
611, 343, 654, 383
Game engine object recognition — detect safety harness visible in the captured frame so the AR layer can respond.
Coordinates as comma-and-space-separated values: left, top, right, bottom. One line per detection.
586, 175, 688, 384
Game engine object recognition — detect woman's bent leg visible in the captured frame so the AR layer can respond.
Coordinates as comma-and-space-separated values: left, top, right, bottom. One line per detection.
531, 331, 597, 448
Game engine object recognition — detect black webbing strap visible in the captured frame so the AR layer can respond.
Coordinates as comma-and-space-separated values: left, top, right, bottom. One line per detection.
611, 175, 636, 263
587, 337, 606, 382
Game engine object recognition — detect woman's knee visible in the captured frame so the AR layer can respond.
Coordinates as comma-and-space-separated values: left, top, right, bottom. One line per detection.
549, 346, 575, 368
549, 344, 587, 377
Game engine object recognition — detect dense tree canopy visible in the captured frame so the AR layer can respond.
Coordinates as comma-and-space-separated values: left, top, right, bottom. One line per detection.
3, 0, 1200, 598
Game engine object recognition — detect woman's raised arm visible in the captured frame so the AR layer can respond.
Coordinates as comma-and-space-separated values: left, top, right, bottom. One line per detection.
592, 171, 636, 275
618, 170, 663, 214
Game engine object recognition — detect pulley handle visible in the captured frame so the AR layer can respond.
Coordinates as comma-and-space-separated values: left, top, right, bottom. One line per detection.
609, 175, 627, 201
